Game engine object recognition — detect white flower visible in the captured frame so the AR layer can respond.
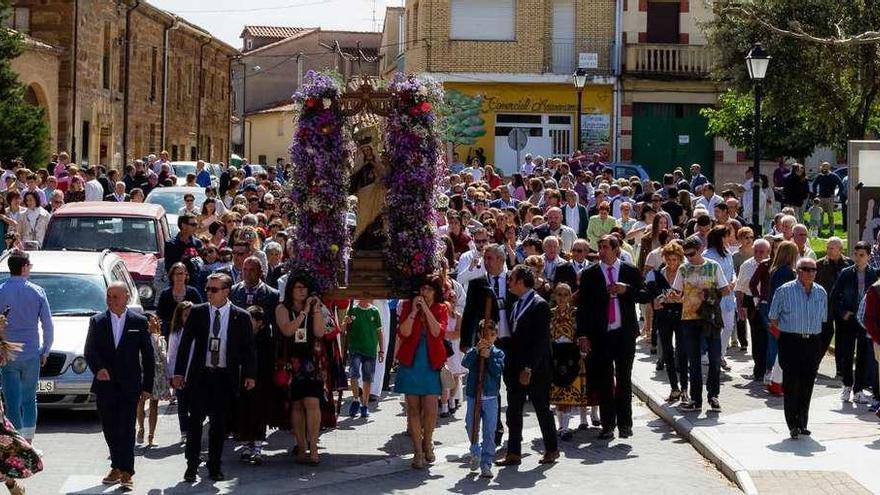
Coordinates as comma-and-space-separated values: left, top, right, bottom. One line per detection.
323, 98, 332, 109
418, 86, 429, 96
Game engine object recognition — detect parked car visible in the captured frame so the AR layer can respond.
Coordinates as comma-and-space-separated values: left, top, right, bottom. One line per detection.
145, 186, 207, 238
608, 163, 651, 182
42, 202, 170, 309
169, 161, 220, 187
0, 250, 142, 410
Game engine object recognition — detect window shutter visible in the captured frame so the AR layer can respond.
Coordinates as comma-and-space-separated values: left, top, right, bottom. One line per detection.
450, 0, 515, 41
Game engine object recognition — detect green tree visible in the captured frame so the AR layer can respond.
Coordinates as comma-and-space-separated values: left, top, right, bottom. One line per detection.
0, 0, 49, 168
441, 90, 486, 148
703, 0, 880, 156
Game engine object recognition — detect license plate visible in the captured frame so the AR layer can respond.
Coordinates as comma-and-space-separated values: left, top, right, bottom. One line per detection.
37, 380, 54, 393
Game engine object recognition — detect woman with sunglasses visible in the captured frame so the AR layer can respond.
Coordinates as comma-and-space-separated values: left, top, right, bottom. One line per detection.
647, 241, 687, 403
156, 262, 203, 339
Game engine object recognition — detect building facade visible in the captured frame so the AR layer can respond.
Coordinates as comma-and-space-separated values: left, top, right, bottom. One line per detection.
243, 103, 296, 167
233, 26, 381, 156
395, 0, 619, 176
11, 0, 237, 169
9, 33, 61, 153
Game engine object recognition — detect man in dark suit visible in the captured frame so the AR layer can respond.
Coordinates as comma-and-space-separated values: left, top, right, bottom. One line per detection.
173, 272, 257, 483
461, 244, 516, 446
489, 186, 520, 210
104, 181, 130, 202
230, 256, 280, 318
561, 189, 589, 240
84, 281, 155, 492
496, 264, 559, 466
542, 236, 578, 291
577, 234, 650, 440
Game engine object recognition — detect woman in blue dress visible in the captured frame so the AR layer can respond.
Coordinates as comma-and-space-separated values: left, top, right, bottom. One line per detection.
395, 275, 448, 469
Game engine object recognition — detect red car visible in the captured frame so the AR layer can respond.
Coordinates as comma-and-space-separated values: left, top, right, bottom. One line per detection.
42, 202, 172, 309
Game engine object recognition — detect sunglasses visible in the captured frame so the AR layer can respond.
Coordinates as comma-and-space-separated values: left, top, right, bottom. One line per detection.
684, 251, 698, 257
205, 286, 227, 293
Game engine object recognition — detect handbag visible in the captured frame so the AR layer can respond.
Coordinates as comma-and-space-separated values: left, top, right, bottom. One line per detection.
273, 324, 293, 389
443, 339, 455, 358
551, 342, 581, 387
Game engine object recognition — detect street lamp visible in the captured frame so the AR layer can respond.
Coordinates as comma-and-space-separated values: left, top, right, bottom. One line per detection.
746, 43, 770, 234
573, 67, 588, 153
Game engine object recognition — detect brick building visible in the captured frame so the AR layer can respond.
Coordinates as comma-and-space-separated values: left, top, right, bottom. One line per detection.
10, 0, 237, 169
392, 0, 619, 175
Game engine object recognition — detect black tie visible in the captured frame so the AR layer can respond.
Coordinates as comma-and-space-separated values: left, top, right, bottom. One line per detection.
493, 276, 500, 296
211, 309, 221, 367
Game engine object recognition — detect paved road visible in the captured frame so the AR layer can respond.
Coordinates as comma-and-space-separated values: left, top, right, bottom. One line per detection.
24, 390, 736, 494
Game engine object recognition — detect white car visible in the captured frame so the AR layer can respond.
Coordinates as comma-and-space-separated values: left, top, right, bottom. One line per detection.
0, 251, 143, 410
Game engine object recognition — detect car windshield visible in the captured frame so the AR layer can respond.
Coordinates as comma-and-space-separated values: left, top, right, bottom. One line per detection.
0, 273, 106, 315
172, 163, 197, 177
146, 190, 206, 214
43, 216, 159, 253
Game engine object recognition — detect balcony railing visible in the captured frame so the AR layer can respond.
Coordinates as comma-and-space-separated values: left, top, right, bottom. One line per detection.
625, 44, 713, 77
548, 38, 616, 75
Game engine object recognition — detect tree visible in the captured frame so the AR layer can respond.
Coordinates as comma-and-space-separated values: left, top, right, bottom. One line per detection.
0, 0, 50, 168
441, 90, 486, 149
703, 0, 880, 156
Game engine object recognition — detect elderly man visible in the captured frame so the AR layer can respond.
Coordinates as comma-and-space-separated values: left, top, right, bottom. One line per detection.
569, 238, 591, 274
541, 236, 577, 291
792, 224, 817, 260
690, 164, 708, 192
533, 208, 577, 253
47, 190, 64, 213
105, 181, 130, 202
561, 189, 589, 240
736, 239, 772, 381
457, 227, 493, 287
769, 257, 827, 439
695, 183, 724, 218
816, 237, 852, 364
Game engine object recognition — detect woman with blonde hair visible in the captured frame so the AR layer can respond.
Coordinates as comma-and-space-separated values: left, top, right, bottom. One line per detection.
765, 240, 799, 395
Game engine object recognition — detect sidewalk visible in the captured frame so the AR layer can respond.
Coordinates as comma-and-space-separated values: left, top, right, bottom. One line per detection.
631, 341, 880, 494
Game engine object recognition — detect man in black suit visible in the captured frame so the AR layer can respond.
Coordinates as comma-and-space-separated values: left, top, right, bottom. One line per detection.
496, 265, 559, 466
542, 236, 578, 291
577, 234, 650, 440
173, 272, 257, 483
104, 181, 130, 202
230, 256, 280, 318
84, 281, 155, 492
461, 244, 516, 445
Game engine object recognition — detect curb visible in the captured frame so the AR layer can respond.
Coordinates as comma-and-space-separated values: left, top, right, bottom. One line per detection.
631, 376, 758, 495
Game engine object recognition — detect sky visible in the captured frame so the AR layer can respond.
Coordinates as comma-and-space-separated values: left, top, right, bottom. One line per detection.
148, 0, 404, 48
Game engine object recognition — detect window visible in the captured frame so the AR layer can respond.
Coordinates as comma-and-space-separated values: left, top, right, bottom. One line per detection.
118, 29, 125, 93
258, 155, 267, 165
450, 0, 515, 41
412, 3, 419, 44
277, 116, 284, 136
190, 146, 197, 160
150, 47, 157, 101
81, 121, 91, 160
398, 12, 405, 54
102, 23, 111, 90
13, 8, 29, 34
245, 38, 253, 51
646, 1, 681, 44
171, 144, 178, 161
176, 62, 182, 109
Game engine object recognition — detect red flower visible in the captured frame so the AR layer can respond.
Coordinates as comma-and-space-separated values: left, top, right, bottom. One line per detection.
419, 101, 432, 113
304, 98, 319, 109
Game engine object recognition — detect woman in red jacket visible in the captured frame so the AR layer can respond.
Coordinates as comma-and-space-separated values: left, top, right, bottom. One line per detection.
395, 275, 448, 469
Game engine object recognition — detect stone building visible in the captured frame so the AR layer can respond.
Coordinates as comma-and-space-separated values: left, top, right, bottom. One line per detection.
10, 0, 237, 169
9, 31, 62, 153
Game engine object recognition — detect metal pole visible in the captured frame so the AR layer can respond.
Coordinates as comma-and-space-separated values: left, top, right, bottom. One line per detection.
240, 60, 247, 155
751, 83, 762, 235
576, 89, 584, 152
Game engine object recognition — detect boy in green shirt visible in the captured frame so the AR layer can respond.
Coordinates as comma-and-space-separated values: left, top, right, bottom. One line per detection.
344, 299, 384, 418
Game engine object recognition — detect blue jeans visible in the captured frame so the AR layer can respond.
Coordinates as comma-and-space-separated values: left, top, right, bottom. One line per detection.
465, 396, 498, 468
758, 302, 778, 371
682, 322, 721, 404
1, 356, 40, 438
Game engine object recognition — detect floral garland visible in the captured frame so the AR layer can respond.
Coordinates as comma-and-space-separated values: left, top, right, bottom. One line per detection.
288, 70, 352, 294
383, 74, 444, 291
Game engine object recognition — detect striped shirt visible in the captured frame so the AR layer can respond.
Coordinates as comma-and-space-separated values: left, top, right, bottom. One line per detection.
768, 280, 828, 334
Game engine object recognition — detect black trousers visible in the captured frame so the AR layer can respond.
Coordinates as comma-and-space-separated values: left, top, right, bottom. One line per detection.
96, 389, 138, 475
777, 333, 821, 431
594, 330, 636, 431
735, 314, 749, 347
746, 296, 767, 379
837, 318, 869, 389
504, 374, 556, 456
655, 314, 687, 392
820, 319, 835, 368
186, 370, 233, 471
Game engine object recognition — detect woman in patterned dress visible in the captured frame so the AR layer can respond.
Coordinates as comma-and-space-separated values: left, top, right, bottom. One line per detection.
0, 314, 43, 494
136, 315, 171, 447
550, 284, 599, 440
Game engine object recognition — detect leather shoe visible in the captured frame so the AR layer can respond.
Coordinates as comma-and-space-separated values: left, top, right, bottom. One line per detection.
598, 429, 615, 440
209, 470, 225, 482
102, 468, 122, 485
183, 467, 197, 483
799, 428, 811, 436
495, 454, 521, 466
619, 427, 633, 438
538, 451, 560, 464
789, 428, 799, 440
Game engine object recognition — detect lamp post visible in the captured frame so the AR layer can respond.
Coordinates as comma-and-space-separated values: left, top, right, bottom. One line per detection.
746, 43, 771, 234
573, 67, 588, 152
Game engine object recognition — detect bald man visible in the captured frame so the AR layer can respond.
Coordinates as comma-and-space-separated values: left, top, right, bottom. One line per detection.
85, 281, 154, 491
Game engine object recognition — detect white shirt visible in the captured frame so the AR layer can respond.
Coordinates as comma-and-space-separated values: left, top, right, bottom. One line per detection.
483, 273, 512, 339
457, 250, 487, 287
522, 161, 535, 175
571, 259, 589, 274
564, 204, 581, 236
600, 259, 622, 330
546, 224, 577, 252
462, 167, 482, 182
735, 257, 761, 297
206, 301, 232, 368
696, 194, 724, 218
84, 179, 104, 201
110, 310, 127, 348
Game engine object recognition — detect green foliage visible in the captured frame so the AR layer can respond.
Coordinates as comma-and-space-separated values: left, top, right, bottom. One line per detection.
0, 0, 50, 168
704, 0, 880, 156
440, 90, 486, 146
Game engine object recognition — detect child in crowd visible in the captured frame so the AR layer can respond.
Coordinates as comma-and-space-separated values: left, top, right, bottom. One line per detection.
136, 315, 170, 447
166, 301, 194, 445
807, 198, 824, 237
441, 291, 467, 417
462, 320, 505, 478
344, 299, 384, 418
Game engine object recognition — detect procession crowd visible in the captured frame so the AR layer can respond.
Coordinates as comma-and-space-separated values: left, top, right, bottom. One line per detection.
0, 147, 867, 493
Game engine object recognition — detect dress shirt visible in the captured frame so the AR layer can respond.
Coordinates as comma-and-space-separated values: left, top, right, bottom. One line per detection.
84, 179, 104, 201
564, 204, 580, 236
734, 257, 761, 297
571, 259, 589, 274
511, 289, 536, 334
110, 310, 126, 348
696, 194, 724, 218
547, 225, 577, 252
600, 259, 622, 330
206, 301, 232, 368
486, 273, 511, 338
0, 277, 53, 359
769, 280, 828, 334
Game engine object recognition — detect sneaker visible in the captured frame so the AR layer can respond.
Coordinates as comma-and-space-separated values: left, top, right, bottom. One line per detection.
708, 397, 722, 412
348, 400, 361, 417
102, 468, 122, 485
855, 391, 873, 404
119, 472, 134, 492
680, 390, 690, 404
666, 390, 682, 403
469, 454, 479, 472
720, 358, 731, 371
840, 386, 853, 402
763, 370, 772, 385
480, 464, 493, 478
768, 382, 784, 396
679, 401, 700, 412
360, 405, 370, 418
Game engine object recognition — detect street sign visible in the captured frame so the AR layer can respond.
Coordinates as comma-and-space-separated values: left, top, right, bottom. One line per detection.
579, 52, 599, 69
507, 128, 528, 151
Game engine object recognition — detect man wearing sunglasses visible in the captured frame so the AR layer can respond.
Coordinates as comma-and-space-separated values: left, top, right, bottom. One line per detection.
768, 258, 827, 439
165, 213, 204, 282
